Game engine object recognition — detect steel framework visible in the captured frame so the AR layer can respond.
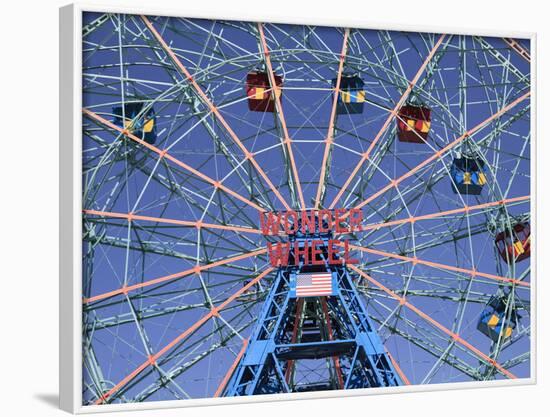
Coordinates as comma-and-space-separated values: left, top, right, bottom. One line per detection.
221, 227, 402, 395
81, 12, 531, 405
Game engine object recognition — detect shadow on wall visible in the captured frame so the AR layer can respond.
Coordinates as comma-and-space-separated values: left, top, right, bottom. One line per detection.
34, 393, 59, 409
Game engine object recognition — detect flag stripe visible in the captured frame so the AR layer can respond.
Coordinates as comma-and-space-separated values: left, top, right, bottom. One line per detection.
297, 292, 333, 296
297, 284, 332, 286
298, 288, 332, 290
295, 272, 333, 297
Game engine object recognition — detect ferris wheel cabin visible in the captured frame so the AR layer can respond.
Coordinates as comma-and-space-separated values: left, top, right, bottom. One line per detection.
450, 156, 487, 195
495, 222, 531, 263
477, 296, 517, 342
112, 102, 157, 144
246, 71, 283, 112
396, 104, 431, 143
333, 74, 365, 114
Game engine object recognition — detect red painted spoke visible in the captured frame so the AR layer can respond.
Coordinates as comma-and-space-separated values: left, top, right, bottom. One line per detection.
94, 267, 274, 404
84, 209, 262, 235
83, 109, 265, 212
257, 23, 306, 210
140, 16, 291, 211
84, 247, 268, 304
385, 349, 410, 385
503, 38, 531, 62
214, 338, 249, 397
315, 28, 350, 209
351, 91, 531, 212
340, 196, 530, 234
346, 243, 529, 288
329, 34, 447, 209
348, 265, 517, 379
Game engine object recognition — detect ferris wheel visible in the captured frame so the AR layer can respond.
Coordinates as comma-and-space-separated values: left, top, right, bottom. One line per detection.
81, 11, 531, 405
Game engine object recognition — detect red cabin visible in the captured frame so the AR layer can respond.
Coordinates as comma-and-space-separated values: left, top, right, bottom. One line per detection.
246, 71, 282, 112
397, 104, 431, 143
495, 222, 531, 263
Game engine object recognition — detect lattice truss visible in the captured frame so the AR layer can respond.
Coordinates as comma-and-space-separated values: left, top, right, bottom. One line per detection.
81, 12, 531, 404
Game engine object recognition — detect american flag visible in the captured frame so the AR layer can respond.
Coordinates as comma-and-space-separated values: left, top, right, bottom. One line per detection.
295, 272, 333, 297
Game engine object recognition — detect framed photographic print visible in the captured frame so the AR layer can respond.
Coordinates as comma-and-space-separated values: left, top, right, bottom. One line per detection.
59, 3, 535, 413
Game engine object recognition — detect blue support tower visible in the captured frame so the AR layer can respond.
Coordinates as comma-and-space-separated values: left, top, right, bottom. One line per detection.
221, 218, 402, 396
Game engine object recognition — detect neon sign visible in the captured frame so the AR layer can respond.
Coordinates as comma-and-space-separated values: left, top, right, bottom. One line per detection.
260, 209, 361, 267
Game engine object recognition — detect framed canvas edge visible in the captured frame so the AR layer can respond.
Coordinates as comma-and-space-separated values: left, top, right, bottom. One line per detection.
60, 3, 82, 414
59, 2, 538, 414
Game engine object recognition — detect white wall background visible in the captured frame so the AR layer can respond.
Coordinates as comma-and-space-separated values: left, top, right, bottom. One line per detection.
0, 0, 547, 414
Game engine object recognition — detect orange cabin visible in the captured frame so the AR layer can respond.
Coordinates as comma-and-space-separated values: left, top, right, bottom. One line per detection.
397, 104, 431, 143
495, 222, 531, 263
246, 71, 282, 112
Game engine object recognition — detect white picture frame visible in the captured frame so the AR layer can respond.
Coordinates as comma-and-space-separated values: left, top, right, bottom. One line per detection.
60, 3, 537, 413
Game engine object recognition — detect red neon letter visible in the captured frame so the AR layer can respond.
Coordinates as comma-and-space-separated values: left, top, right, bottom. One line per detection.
311, 240, 324, 265
301, 210, 316, 234
349, 209, 363, 232
294, 241, 310, 265
327, 240, 342, 265
260, 212, 281, 236
343, 240, 358, 264
267, 242, 290, 266
284, 210, 298, 235
334, 208, 348, 233
319, 209, 332, 232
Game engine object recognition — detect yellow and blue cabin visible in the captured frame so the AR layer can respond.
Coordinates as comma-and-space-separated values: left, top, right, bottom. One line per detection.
450, 156, 487, 195
333, 74, 365, 115
477, 295, 517, 342
112, 102, 157, 145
